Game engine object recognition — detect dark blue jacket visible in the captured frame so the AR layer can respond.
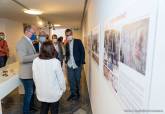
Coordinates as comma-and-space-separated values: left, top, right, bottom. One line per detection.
65, 39, 85, 67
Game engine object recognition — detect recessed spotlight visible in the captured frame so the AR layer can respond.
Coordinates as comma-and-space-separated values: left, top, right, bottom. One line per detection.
38, 21, 43, 26
24, 9, 42, 15
54, 24, 61, 27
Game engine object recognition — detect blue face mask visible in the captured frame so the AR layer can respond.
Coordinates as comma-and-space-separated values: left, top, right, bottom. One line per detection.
39, 36, 46, 43
31, 34, 36, 41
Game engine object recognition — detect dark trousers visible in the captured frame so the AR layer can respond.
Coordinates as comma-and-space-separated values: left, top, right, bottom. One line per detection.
4, 55, 8, 65
0, 55, 7, 68
21, 79, 34, 114
30, 83, 41, 110
67, 66, 82, 96
40, 101, 59, 114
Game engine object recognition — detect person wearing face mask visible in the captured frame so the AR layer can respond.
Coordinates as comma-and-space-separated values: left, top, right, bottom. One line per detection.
52, 34, 59, 53
58, 36, 65, 66
39, 35, 46, 43
0, 32, 9, 68
65, 29, 85, 101
52, 35, 64, 66
31, 34, 40, 53
38, 31, 47, 51
16, 25, 39, 114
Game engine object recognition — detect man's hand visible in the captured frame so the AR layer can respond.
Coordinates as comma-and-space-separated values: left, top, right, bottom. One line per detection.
32, 40, 39, 45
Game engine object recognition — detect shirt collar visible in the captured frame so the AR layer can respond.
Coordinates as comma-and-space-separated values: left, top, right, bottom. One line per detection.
69, 39, 74, 43
24, 35, 32, 44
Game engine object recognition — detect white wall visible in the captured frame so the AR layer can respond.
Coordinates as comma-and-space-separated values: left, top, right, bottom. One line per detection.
73, 29, 82, 39
0, 19, 5, 32
82, 0, 130, 113
82, 0, 165, 114
149, 0, 165, 113
0, 18, 23, 64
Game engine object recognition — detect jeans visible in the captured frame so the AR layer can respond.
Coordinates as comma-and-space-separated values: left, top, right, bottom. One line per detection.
0, 56, 5, 68
21, 79, 34, 114
40, 101, 59, 114
67, 66, 82, 96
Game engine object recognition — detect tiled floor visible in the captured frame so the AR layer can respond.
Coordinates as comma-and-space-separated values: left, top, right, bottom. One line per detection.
2, 69, 92, 114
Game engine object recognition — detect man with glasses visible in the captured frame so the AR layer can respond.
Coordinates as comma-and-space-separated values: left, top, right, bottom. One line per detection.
16, 25, 38, 114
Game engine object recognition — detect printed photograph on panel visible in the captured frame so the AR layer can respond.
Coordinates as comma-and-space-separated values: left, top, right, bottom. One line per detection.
103, 27, 120, 93
87, 34, 92, 51
92, 32, 99, 64
87, 33, 92, 80
104, 29, 120, 72
120, 18, 149, 75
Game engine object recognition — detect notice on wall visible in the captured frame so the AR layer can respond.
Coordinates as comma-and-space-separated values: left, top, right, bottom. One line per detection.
103, 13, 126, 93
102, 0, 157, 112
91, 26, 100, 65
116, 0, 157, 112
120, 18, 149, 75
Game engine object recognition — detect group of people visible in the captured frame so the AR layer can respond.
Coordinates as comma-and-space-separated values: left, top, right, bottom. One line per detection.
16, 25, 85, 114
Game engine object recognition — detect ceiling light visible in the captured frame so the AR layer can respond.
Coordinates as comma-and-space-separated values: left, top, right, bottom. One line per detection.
54, 24, 61, 27
38, 21, 43, 26
24, 9, 42, 15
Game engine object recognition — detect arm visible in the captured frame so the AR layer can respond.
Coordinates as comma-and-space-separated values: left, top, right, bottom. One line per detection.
4, 41, 9, 56
55, 60, 66, 92
0, 41, 9, 55
0, 47, 6, 53
16, 43, 38, 64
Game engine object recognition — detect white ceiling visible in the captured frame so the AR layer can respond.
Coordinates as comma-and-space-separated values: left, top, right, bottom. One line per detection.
0, 0, 85, 28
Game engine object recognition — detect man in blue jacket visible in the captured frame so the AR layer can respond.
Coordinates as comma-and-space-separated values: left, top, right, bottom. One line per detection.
65, 29, 85, 101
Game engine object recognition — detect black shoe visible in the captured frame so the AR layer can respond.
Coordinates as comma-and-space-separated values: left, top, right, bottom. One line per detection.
72, 96, 80, 101
77, 94, 80, 99
77, 92, 80, 98
30, 107, 39, 112
67, 95, 75, 101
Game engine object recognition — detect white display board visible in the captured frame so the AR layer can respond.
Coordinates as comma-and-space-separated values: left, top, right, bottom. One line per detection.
101, 0, 158, 113
0, 62, 21, 114
91, 25, 101, 65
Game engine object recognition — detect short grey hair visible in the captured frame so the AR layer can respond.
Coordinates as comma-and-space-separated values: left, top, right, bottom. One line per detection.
24, 25, 32, 33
